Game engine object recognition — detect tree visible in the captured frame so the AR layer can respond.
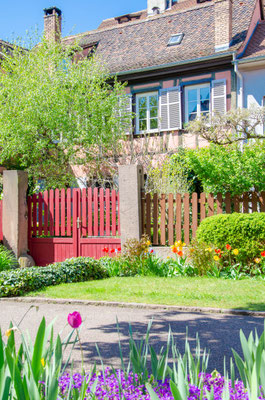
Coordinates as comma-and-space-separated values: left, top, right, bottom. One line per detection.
187, 106, 265, 145
185, 141, 265, 196
0, 37, 131, 189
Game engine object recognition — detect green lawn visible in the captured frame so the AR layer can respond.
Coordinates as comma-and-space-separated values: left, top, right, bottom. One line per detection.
28, 276, 265, 311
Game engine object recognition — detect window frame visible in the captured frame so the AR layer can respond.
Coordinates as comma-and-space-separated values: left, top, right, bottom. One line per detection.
184, 83, 211, 123
135, 91, 159, 135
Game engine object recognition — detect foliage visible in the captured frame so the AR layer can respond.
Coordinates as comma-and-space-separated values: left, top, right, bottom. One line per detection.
0, 36, 131, 189
0, 257, 109, 297
145, 155, 191, 195
188, 240, 215, 276
187, 106, 265, 145
0, 245, 18, 272
185, 141, 265, 196
123, 234, 151, 258
196, 213, 265, 263
169, 148, 203, 194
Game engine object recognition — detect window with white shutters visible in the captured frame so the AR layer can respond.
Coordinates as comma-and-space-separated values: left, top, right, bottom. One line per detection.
136, 92, 159, 134
159, 86, 182, 131
211, 79, 227, 115
184, 83, 210, 123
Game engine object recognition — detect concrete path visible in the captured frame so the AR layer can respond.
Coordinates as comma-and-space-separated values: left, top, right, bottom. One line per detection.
0, 299, 264, 374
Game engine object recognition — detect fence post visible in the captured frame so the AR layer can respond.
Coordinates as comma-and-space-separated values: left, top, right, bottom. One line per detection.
3, 170, 34, 266
118, 164, 144, 247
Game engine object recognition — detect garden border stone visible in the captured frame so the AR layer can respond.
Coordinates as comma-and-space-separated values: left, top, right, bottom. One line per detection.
1, 297, 265, 317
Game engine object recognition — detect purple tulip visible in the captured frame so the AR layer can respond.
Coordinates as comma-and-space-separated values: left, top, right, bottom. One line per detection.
67, 312, 82, 329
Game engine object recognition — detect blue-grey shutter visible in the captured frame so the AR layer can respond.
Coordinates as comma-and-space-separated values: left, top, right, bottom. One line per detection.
211, 79, 226, 115
159, 86, 182, 130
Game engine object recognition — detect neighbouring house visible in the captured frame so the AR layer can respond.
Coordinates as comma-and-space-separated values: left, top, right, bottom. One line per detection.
43, 0, 264, 184
234, 19, 265, 135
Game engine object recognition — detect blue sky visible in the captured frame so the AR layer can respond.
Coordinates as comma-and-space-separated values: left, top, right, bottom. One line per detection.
0, 0, 146, 43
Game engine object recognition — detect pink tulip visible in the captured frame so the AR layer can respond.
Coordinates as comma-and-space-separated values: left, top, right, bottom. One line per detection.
67, 312, 82, 329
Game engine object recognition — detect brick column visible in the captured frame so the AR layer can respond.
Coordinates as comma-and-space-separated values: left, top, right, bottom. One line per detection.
118, 164, 144, 247
3, 170, 29, 258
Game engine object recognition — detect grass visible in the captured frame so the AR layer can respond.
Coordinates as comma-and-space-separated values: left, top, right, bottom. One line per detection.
28, 276, 265, 311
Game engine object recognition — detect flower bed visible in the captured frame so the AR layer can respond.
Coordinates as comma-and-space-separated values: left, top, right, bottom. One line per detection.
58, 369, 256, 399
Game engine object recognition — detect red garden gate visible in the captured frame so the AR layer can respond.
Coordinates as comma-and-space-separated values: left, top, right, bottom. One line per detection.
28, 188, 121, 266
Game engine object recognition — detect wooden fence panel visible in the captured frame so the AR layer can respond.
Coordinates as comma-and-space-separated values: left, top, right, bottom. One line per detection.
168, 193, 174, 245
200, 193, 206, 221
192, 192, 198, 238
153, 193, 159, 245
160, 194, 166, 245
0, 200, 3, 241
217, 193, 222, 214
225, 192, 231, 214
146, 193, 151, 239
183, 193, 190, 244
176, 194, 182, 242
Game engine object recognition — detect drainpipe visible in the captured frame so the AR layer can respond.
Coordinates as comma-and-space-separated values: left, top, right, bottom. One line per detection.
233, 53, 243, 109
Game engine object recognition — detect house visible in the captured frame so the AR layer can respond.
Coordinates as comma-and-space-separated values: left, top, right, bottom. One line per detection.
43, 0, 264, 183
234, 17, 265, 135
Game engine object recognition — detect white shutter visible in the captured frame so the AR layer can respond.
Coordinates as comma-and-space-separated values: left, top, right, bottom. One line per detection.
119, 94, 133, 134
159, 86, 182, 131
211, 79, 226, 115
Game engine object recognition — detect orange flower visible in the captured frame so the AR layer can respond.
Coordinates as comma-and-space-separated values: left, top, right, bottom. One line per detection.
261, 251, 265, 257
215, 249, 221, 254
178, 251, 183, 257
171, 245, 178, 253
226, 244, 231, 250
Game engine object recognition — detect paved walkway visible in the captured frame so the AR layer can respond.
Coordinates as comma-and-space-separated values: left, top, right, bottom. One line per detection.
0, 299, 264, 374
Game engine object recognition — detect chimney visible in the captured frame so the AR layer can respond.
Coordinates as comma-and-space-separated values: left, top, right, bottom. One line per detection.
147, 0, 167, 15
214, 0, 232, 52
44, 6, 62, 42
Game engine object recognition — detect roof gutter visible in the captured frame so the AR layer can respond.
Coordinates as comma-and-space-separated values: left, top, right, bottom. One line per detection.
235, 54, 265, 65
111, 51, 233, 77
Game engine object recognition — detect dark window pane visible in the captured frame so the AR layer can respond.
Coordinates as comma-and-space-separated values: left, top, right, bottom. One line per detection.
139, 109, 147, 119
139, 119, 147, 131
201, 100, 210, 112
138, 97, 147, 108
150, 118, 158, 130
150, 107, 158, 118
149, 95, 158, 107
189, 113, 197, 121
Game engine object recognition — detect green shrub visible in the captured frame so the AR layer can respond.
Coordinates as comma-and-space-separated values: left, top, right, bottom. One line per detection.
0, 257, 109, 297
0, 245, 18, 271
196, 212, 265, 263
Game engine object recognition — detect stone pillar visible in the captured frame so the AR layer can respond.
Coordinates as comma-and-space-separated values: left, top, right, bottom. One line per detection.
118, 164, 144, 247
3, 170, 28, 259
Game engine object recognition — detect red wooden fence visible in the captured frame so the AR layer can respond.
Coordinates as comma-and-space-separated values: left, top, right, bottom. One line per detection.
0, 200, 2, 241
142, 191, 265, 246
28, 188, 121, 266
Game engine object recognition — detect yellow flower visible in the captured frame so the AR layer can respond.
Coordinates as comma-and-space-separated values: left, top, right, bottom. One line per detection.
175, 240, 182, 247
214, 255, 220, 261
205, 247, 213, 253
5, 327, 18, 338
232, 249, 239, 256
146, 240, 151, 246
5, 329, 12, 338
182, 243, 186, 247
255, 258, 261, 264
41, 358, 45, 367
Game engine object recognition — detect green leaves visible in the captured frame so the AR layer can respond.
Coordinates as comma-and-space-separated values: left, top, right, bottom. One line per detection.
0, 37, 131, 188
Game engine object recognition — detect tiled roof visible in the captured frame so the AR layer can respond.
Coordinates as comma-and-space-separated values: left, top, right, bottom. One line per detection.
63, 0, 256, 74
241, 20, 265, 59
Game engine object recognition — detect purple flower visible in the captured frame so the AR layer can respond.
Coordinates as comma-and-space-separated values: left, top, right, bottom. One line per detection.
67, 311, 82, 329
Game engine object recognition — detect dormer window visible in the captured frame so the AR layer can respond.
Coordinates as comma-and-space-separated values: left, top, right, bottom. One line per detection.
168, 33, 184, 46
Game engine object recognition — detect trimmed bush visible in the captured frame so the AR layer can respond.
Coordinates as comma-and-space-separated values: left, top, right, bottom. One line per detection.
196, 212, 265, 262
0, 257, 109, 297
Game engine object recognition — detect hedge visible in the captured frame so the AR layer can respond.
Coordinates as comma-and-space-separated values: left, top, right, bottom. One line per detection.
196, 212, 265, 262
0, 257, 109, 297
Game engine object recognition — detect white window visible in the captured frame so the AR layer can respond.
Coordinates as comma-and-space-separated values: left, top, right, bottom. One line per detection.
185, 83, 210, 123
136, 92, 159, 134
